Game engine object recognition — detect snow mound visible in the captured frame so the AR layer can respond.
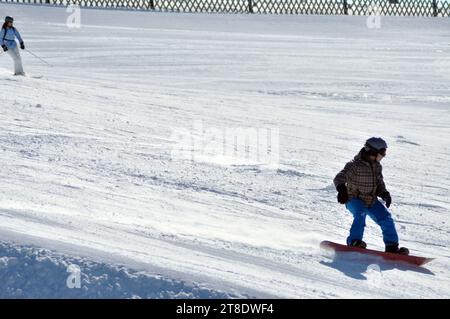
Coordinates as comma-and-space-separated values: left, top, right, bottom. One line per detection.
0, 241, 235, 299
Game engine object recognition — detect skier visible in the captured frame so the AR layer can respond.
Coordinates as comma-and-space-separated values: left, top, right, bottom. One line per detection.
334, 137, 409, 255
1, 16, 25, 76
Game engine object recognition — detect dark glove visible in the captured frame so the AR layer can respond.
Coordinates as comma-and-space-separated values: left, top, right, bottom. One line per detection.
381, 191, 392, 208
336, 184, 349, 205
20, 42, 25, 50
2, 45, 7, 52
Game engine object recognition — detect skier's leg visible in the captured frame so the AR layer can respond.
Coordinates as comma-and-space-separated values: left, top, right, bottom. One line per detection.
345, 198, 368, 246
8, 47, 24, 75
367, 200, 399, 245
15, 47, 24, 75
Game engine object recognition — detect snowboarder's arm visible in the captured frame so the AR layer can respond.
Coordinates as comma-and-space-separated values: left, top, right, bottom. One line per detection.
333, 161, 355, 189
376, 167, 388, 196
378, 172, 391, 207
14, 28, 23, 43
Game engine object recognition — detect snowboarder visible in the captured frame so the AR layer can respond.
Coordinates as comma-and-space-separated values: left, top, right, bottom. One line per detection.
334, 137, 409, 255
1, 16, 25, 76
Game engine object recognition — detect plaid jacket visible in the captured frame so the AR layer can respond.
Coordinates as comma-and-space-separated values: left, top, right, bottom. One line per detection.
334, 149, 387, 207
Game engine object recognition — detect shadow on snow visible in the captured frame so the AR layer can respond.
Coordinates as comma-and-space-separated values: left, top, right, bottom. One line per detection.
320, 251, 434, 281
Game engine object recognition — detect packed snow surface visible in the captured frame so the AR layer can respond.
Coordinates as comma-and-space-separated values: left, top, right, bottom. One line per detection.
0, 3, 449, 298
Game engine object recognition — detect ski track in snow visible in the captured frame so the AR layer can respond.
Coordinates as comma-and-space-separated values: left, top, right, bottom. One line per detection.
0, 4, 449, 298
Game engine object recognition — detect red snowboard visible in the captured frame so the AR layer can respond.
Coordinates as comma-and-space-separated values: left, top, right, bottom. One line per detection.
320, 241, 434, 267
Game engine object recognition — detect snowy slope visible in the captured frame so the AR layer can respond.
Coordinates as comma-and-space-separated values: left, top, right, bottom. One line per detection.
0, 3, 449, 298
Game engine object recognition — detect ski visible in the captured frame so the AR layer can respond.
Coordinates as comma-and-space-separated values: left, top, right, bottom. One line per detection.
27, 74, 43, 79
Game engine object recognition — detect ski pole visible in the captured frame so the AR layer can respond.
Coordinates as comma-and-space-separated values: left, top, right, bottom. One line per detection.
25, 49, 53, 67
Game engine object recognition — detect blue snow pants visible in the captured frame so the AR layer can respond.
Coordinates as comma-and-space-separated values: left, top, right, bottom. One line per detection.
346, 198, 399, 246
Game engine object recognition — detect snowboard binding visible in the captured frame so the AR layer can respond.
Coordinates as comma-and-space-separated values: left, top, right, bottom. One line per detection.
385, 244, 410, 256
349, 239, 367, 249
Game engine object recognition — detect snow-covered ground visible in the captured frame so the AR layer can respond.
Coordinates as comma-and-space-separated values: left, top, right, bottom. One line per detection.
0, 238, 236, 298
0, 3, 449, 298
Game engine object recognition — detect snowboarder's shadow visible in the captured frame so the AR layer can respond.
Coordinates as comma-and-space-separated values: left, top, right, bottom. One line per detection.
320, 251, 435, 280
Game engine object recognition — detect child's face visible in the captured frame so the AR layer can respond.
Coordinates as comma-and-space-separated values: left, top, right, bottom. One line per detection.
7, 21, 12, 27
376, 153, 386, 162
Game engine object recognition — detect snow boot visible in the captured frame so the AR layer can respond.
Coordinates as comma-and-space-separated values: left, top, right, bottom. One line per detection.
349, 239, 367, 249
385, 243, 409, 255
